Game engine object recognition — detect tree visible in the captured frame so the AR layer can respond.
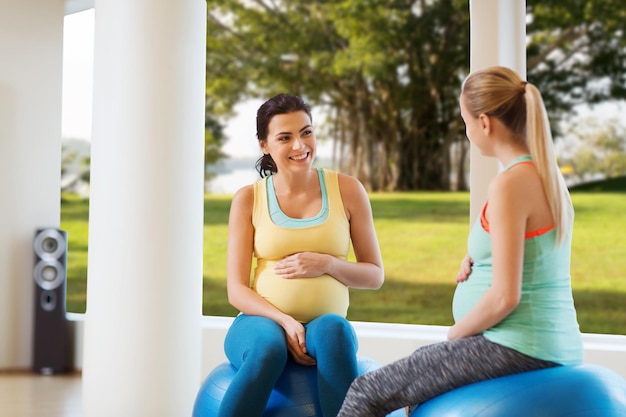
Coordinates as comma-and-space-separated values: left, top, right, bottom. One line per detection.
61, 138, 91, 195
205, 0, 626, 191
206, 0, 470, 190
527, 1, 626, 119
558, 115, 626, 184
204, 114, 227, 183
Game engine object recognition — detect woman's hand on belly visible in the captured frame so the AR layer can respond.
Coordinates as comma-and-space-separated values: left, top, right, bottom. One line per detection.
456, 253, 474, 283
280, 315, 317, 366
274, 252, 331, 279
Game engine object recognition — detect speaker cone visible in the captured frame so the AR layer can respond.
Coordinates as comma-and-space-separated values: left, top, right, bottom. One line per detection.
33, 228, 66, 260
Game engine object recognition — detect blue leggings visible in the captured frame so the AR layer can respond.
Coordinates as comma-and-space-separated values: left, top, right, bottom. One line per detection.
219, 313, 359, 417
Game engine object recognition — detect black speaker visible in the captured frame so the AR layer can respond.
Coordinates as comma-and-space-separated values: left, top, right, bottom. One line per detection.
32, 228, 72, 374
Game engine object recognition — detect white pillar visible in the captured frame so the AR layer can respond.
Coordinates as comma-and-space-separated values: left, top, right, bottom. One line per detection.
468, 0, 526, 223
0, 0, 64, 369
82, 0, 206, 415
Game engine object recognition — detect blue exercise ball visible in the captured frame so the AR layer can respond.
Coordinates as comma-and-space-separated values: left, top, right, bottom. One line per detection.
410, 364, 626, 417
193, 356, 405, 417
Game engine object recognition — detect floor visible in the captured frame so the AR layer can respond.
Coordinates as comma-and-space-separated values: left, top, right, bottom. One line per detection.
0, 371, 82, 417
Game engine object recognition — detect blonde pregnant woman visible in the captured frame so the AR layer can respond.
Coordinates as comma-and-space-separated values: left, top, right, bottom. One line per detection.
337, 66, 583, 416
220, 94, 384, 417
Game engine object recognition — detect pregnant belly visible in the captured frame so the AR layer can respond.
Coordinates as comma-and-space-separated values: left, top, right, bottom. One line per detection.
253, 267, 349, 323
452, 275, 491, 322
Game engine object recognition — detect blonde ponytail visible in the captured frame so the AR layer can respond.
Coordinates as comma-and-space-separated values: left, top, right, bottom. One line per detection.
525, 83, 572, 245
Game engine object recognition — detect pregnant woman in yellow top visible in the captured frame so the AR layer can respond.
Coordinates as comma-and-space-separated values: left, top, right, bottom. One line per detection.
220, 93, 384, 417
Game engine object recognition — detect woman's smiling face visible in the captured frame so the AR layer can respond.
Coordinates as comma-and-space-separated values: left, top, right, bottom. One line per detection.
260, 110, 316, 170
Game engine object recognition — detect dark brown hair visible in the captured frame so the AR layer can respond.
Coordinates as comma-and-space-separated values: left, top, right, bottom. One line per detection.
255, 94, 312, 177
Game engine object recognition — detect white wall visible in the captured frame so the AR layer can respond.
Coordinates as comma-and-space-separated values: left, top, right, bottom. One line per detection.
0, 0, 65, 369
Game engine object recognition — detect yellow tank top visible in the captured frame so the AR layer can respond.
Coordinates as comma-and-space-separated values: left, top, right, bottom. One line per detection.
251, 169, 350, 323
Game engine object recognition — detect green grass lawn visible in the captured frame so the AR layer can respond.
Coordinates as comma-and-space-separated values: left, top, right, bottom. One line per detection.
61, 190, 626, 335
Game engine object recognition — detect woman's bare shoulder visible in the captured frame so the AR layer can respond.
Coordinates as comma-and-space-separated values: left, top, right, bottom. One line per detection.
230, 184, 255, 214
336, 171, 367, 196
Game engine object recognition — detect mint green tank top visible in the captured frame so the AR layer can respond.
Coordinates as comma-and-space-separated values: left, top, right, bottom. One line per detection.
452, 155, 583, 366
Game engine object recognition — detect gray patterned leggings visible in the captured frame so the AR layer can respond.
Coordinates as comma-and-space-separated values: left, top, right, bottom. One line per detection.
337, 335, 558, 417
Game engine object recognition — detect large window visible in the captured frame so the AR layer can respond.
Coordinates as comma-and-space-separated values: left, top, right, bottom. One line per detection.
60, 9, 625, 337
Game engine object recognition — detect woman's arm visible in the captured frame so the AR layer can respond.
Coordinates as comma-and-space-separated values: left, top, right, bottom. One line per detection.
226, 186, 315, 365
448, 173, 527, 340
273, 174, 384, 289
333, 174, 384, 289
